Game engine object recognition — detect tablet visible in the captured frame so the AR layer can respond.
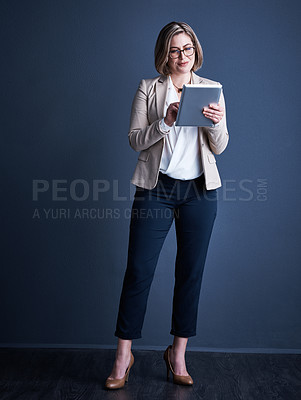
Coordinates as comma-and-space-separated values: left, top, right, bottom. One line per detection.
175, 84, 222, 127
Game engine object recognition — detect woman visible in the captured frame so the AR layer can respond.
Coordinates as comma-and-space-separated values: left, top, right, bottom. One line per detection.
105, 21, 229, 389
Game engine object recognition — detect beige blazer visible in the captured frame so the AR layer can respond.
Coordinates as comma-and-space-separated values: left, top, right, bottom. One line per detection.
128, 72, 229, 190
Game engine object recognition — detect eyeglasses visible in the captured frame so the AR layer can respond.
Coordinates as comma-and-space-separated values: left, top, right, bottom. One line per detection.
169, 46, 195, 59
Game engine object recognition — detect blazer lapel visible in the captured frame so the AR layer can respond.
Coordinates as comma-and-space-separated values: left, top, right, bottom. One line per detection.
155, 75, 168, 119
191, 71, 204, 84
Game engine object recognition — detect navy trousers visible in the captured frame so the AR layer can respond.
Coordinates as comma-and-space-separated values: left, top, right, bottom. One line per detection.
114, 172, 217, 339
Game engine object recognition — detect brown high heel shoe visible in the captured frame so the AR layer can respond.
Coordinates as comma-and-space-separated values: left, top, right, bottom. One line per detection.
163, 345, 193, 386
105, 352, 134, 389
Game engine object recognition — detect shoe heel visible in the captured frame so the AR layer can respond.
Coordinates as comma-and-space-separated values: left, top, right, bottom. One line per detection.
163, 351, 170, 381
125, 353, 134, 383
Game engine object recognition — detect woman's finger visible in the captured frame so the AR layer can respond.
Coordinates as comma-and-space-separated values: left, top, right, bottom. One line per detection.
169, 102, 179, 110
204, 112, 222, 118
203, 109, 222, 123
209, 103, 224, 111
203, 107, 223, 116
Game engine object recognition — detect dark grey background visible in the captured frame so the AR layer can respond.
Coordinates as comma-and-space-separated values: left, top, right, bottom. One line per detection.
1, 0, 301, 350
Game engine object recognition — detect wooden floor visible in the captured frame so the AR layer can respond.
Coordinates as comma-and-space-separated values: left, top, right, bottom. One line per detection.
0, 348, 300, 399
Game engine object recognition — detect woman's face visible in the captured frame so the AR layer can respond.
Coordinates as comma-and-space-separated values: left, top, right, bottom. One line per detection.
167, 32, 195, 75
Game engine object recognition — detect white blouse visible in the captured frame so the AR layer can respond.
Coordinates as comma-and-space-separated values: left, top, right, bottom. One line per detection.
159, 76, 203, 180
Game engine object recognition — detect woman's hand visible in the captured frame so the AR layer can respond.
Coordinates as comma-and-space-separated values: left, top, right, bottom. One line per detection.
203, 103, 224, 125
164, 102, 180, 127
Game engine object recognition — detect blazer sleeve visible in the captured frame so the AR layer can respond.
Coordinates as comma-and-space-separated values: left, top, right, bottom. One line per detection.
128, 79, 168, 152
204, 89, 229, 155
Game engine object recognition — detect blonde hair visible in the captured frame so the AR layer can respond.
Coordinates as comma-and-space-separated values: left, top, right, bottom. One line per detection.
154, 21, 203, 76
